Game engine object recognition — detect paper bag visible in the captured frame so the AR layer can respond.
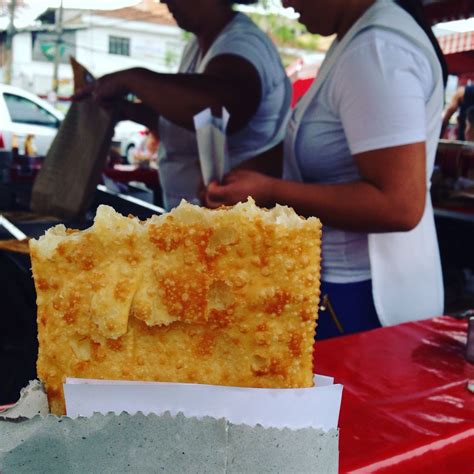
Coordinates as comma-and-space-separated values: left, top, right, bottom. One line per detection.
30, 58, 117, 219
0, 379, 340, 473
193, 108, 230, 185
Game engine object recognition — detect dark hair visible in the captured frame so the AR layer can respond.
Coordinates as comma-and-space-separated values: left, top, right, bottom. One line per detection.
467, 106, 474, 125
395, 0, 448, 86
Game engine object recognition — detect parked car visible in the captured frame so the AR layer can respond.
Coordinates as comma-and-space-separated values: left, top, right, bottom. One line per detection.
0, 84, 149, 162
113, 120, 148, 163
0, 84, 64, 156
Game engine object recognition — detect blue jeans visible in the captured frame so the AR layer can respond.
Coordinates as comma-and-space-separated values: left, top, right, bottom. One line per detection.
315, 280, 381, 341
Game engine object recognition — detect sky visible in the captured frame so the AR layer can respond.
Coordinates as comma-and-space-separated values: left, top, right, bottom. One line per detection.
3, 0, 139, 27
23, 0, 138, 10
0, 0, 300, 29
0, 0, 139, 28
2, 0, 473, 33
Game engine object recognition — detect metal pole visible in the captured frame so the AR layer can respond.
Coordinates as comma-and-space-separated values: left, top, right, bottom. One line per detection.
52, 0, 64, 94
4, 0, 17, 84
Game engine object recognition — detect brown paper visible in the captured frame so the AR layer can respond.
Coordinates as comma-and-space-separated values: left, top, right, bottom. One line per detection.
0, 238, 30, 254
30, 58, 117, 219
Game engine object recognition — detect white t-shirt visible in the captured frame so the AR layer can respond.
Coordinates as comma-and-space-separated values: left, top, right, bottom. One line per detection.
158, 13, 291, 210
295, 27, 437, 283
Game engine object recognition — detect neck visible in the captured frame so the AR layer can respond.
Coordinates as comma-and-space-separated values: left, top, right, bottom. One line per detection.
336, 0, 376, 39
197, 7, 235, 55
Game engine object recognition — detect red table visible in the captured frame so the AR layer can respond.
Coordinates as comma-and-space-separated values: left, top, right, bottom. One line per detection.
103, 164, 160, 189
314, 316, 474, 473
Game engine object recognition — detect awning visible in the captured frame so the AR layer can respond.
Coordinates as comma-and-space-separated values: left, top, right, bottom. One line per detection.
438, 31, 474, 55
437, 31, 474, 77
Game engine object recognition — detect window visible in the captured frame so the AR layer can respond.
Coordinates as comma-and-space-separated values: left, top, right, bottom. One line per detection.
3, 94, 60, 128
109, 36, 130, 56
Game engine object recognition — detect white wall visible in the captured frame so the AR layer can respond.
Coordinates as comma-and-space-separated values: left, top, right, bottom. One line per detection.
9, 33, 73, 96
75, 24, 185, 77
8, 16, 185, 98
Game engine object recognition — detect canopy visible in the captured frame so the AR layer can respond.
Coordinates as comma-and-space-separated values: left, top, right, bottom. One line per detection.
438, 31, 474, 77
438, 31, 474, 55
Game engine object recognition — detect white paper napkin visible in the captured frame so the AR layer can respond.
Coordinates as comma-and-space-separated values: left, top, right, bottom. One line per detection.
193, 107, 230, 185
64, 375, 342, 431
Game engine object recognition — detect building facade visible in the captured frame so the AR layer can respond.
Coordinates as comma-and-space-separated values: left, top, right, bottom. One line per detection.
0, 2, 184, 98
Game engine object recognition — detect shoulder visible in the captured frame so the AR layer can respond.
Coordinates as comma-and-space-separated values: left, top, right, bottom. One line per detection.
216, 13, 272, 48
342, 28, 432, 72
332, 27, 434, 99
226, 13, 262, 33
207, 12, 285, 83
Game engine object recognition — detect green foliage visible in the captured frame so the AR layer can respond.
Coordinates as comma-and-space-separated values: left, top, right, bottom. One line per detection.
247, 12, 320, 50
164, 49, 180, 69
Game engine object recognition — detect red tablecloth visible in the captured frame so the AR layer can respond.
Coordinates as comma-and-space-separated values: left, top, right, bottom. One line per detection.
314, 316, 474, 473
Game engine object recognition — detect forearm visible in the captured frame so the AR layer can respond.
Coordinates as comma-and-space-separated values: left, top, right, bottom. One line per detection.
120, 101, 159, 131
264, 178, 424, 233
442, 104, 458, 135
124, 68, 229, 130
441, 113, 452, 136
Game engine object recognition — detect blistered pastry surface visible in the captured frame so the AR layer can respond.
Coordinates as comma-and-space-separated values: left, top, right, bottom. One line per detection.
30, 200, 322, 415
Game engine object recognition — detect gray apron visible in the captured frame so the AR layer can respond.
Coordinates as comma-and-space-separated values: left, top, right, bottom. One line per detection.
158, 14, 291, 211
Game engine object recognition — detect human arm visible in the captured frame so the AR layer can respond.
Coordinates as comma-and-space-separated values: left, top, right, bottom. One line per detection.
197, 141, 283, 204
442, 87, 464, 136
72, 54, 261, 133
117, 101, 159, 131
205, 32, 435, 232
203, 141, 426, 233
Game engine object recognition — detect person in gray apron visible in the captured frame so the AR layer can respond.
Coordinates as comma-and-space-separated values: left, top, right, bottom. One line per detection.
73, 0, 291, 211
203, 0, 448, 339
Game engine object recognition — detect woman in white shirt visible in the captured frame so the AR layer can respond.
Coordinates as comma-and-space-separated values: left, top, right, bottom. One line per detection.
74, 0, 291, 210
203, 0, 448, 339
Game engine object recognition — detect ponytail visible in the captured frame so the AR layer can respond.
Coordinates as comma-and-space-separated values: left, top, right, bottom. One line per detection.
395, 0, 448, 86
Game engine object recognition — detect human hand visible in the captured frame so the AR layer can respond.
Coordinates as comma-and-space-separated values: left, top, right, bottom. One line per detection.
71, 70, 132, 106
201, 169, 275, 209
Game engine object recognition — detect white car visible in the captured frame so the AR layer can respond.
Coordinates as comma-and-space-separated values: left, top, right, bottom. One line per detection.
112, 120, 148, 163
0, 84, 64, 156
0, 84, 147, 162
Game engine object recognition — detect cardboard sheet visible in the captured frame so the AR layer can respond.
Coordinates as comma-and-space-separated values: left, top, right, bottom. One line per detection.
0, 413, 339, 473
0, 379, 340, 472
0, 413, 228, 473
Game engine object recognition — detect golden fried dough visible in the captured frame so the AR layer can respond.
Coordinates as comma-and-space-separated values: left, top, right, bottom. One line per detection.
30, 199, 322, 415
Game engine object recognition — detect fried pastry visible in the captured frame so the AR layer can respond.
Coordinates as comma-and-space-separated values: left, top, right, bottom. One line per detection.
30, 199, 322, 415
